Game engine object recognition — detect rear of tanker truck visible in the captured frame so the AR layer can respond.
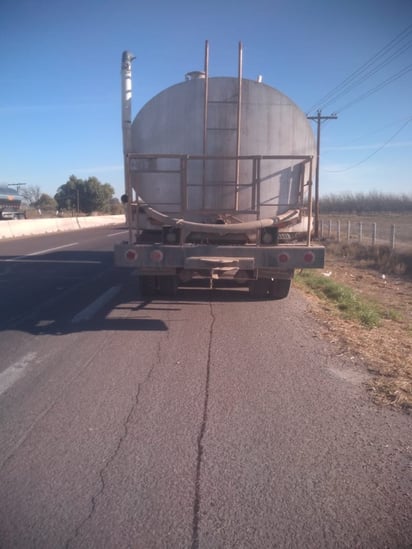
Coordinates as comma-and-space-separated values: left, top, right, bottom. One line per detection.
114, 43, 325, 299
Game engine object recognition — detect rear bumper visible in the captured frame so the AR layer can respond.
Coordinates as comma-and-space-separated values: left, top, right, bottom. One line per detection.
114, 243, 325, 275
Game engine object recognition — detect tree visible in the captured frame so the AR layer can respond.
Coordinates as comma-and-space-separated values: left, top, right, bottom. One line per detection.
35, 193, 57, 211
319, 192, 412, 214
54, 175, 81, 212
109, 197, 124, 214
20, 185, 41, 207
54, 175, 115, 214
82, 177, 115, 214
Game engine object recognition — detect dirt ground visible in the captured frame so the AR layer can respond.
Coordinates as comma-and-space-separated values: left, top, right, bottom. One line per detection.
298, 251, 412, 412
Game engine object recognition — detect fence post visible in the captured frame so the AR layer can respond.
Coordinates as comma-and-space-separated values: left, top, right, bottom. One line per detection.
337, 220, 341, 242
347, 220, 351, 241
358, 222, 363, 243
328, 219, 332, 238
390, 224, 396, 249
372, 222, 377, 246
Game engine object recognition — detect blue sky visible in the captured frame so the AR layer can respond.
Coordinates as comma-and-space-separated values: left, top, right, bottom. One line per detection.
1, 0, 411, 200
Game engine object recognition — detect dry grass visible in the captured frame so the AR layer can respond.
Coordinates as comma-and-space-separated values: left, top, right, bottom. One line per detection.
296, 244, 412, 412
326, 240, 412, 276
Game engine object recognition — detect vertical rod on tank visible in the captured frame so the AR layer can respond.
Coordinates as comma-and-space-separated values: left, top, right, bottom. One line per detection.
181, 156, 188, 212
235, 41, 243, 211
256, 157, 261, 220
180, 155, 188, 244
298, 164, 305, 207
202, 40, 209, 210
306, 158, 313, 246
251, 157, 257, 211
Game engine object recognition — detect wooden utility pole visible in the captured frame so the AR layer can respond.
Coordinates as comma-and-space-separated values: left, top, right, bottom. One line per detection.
307, 110, 337, 238
7, 182, 26, 191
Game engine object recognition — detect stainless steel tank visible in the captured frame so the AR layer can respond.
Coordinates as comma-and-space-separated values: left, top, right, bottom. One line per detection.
130, 76, 315, 222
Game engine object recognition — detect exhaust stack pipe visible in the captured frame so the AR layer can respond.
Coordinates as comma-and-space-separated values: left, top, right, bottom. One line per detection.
121, 51, 135, 156
121, 51, 135, 238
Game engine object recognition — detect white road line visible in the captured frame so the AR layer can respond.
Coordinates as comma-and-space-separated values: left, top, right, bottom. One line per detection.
0, 352, 38, 397
2, 242, 78, 262
107, 230, 128, 237
71, 286, 121, 323
26, 242, 79, 256
0, 259, 102, 264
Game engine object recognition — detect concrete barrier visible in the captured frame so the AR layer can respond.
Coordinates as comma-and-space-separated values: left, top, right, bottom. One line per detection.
76, 215, 124, 229
0, 215, 125, 240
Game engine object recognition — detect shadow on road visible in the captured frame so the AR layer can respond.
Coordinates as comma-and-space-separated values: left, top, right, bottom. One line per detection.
0, 248, 269, 337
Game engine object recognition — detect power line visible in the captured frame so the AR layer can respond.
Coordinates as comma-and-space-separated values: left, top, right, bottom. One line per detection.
324, 116, 412, 173
334, 64, 412, 113
306, 23, 412, 114
318, 41, 412, 111
329, 114, 412, 145
308, 23, 412, 112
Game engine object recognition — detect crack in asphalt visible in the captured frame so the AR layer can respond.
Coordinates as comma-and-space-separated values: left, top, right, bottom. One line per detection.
65, 351, 158, 549
191, 302, 215, 549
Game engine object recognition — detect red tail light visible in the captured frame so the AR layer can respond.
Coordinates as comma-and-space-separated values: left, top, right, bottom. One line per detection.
278, 252, 290, 264
150, 249, 164, 262
304, 251, 315, 264
125, 249, 138, 262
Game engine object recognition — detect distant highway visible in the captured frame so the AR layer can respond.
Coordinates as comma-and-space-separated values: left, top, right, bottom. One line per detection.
0, 226, 411, 548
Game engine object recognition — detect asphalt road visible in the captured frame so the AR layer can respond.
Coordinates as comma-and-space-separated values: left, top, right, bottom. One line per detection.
0, 227, 411, 548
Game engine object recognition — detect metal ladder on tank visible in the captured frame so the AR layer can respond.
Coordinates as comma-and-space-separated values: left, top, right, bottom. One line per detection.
202, 41, 243, 212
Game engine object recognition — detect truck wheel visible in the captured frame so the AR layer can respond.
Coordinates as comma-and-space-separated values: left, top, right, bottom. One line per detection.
268, 279, 291, 300
158, 276, 178, 297
139, 276, 156, 297
249, 279, 271, 299
249, 278, 291, 300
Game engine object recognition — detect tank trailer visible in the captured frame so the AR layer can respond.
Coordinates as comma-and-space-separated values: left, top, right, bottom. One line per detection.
114, 43, 325, 299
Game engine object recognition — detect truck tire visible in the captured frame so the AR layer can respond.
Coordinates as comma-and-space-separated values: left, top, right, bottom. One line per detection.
139, 275, 156, 297
139, 275, 178, 298
158, 276, 178, 297
249, 278, 291, 300
249, 279, 272, 299
268, 279, 291, 300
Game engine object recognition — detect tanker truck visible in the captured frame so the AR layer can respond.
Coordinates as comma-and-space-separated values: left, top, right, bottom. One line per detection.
114, 42, 325, 299
0, 185, 25, 220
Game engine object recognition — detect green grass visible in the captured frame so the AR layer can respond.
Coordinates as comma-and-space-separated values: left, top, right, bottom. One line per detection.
295, 270, 382, 328
384, 309, 403, 322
